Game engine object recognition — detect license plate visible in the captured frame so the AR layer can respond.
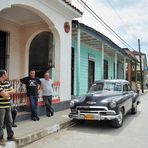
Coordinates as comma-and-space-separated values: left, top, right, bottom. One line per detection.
84, 114, 94, 120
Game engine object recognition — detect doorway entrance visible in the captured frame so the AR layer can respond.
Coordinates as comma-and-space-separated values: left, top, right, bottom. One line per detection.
104, 60, 108, 79
29, 31, 54, 78
88, 60, 95, 89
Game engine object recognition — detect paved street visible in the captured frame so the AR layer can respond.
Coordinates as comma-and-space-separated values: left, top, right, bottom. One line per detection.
24, 92, 148, 148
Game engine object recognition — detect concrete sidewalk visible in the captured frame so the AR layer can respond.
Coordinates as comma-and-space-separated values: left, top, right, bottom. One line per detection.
140, 89, 148, 95
1, 109, 74, 148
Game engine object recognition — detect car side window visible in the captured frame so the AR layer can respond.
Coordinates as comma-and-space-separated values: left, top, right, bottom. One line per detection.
89, 83, 104, 92
123, 84, 128, 92
127, 84, 132, 91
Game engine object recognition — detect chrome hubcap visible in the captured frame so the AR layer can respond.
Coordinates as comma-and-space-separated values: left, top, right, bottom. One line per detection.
118, 110, 123, 124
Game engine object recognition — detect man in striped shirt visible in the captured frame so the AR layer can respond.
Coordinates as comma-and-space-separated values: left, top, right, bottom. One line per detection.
0, 69, 16, 146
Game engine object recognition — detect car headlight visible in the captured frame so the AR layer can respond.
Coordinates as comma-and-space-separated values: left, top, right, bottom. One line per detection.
70, 99, 79, 107
109, 101, 117, 108
70, 100, 75, 107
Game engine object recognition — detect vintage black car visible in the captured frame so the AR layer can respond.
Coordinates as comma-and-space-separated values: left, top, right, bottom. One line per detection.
69, 79, 140, 128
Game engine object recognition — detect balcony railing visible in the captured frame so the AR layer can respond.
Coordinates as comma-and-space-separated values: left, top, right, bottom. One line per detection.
10, 80, 60, 107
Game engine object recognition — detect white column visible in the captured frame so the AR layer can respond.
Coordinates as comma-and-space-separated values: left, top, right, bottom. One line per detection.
58, 33, 71, 102
52, 25, 71, 102
52, 27, 60, 82
77, 28, 80, 95
124, 57, 126, 80
101, 43, 104, 79
115, 52, 117, 79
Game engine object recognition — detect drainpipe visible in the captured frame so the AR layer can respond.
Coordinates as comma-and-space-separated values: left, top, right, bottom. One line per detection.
101, 43, 104, 79
115, 52, 117, 79
77, 28, 80, 95
138, 39, 144, 93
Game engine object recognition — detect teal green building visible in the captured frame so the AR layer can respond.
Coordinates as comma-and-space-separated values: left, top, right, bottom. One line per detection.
71, 21, 137, 96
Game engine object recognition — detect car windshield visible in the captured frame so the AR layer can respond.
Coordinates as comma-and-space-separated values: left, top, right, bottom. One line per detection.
89, 82, 122, 92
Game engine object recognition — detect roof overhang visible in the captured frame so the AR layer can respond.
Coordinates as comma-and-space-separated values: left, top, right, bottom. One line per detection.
58, 0, 83, 18
72, 20, 129, 62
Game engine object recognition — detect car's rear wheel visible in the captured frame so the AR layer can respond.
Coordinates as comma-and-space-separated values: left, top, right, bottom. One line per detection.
112, 108, 124, 128
131, 104, 137, 114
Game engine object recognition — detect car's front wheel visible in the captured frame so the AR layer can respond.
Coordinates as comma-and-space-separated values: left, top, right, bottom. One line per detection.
131, 104, 137, 114
112, 108, 124, 128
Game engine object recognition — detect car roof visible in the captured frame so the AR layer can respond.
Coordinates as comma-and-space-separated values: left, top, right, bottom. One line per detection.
94, 79, 129, 84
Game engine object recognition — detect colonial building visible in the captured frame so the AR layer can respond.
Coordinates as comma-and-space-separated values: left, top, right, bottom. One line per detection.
132, 50, 148, 88
0, 0, 139, 118
123, 48, 139, 90
72, 21, 138, 95
0, 0, 82, 109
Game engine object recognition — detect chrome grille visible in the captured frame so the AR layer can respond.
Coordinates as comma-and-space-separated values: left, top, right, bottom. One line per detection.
76, 106, 108, 113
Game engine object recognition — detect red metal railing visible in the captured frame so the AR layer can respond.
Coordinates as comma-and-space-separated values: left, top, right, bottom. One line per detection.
10, 80, 60, 107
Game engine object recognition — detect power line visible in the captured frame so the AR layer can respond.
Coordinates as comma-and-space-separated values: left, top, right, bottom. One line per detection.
80, 0, 87, 23
105, 0, 125, 25
105, 0, 138, 41
76, 0, 135, 50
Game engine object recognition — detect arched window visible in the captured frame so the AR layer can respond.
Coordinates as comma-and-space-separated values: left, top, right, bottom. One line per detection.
29, 31, 54, 78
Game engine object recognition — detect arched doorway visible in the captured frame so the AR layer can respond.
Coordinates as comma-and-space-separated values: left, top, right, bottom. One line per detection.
29, 31, 54, 78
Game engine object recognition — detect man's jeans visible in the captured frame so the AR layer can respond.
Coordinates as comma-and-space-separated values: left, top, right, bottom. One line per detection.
0, 107, 14, 139
29, 96, 38, 118
43, 96, 54, 116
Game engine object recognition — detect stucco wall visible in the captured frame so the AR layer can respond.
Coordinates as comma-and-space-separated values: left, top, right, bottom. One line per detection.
0, 18, 50, 79
104, 54, 115, 79
73, 40, 98, 95
20, 23, 50, 77
0, 19, 22, 79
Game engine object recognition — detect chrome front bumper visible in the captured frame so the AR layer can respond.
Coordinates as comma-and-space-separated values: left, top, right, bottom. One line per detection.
69, 113, 120, 120
69, 106, 119, 121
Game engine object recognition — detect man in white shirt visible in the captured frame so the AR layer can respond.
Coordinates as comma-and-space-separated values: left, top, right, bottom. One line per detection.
40, 72, 54, 117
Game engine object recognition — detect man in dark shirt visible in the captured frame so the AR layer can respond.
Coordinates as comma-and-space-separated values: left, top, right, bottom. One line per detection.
20, 69, 41, 121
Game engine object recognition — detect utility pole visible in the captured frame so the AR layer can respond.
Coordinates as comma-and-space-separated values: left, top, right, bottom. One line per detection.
138, 39, 144, 93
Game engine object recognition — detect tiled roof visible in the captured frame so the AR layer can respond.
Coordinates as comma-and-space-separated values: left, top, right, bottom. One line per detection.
132, 50, 145, 55
123, 48, 139, 62
61, 0, 83, 15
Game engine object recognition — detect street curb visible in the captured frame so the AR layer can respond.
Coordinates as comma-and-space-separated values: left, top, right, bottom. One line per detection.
8, 119, 75, 148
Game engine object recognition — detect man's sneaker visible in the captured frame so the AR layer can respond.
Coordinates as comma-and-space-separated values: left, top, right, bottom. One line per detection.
7, 136, 17, 142
36, 116, 40, 121
47, 114, 51, 117
51, 112, 54, 116
31, 117, 37, 121
0, 138, 6, 146
12, 123, 17, 127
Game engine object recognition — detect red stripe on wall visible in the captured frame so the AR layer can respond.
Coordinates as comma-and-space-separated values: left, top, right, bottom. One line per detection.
38, 98, 60, 106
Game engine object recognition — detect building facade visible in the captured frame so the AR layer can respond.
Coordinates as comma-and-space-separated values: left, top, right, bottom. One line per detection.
0, 0, 82, 107
0, 1, 139, 116
132, 50, 148, 88
71, 21, 138, 95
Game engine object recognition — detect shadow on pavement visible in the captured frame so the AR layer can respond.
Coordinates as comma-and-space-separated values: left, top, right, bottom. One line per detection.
67, 110, 141, 136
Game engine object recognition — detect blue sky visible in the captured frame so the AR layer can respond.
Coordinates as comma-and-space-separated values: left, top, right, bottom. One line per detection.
99, 0, 139, 9
72, 0, 148, 59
